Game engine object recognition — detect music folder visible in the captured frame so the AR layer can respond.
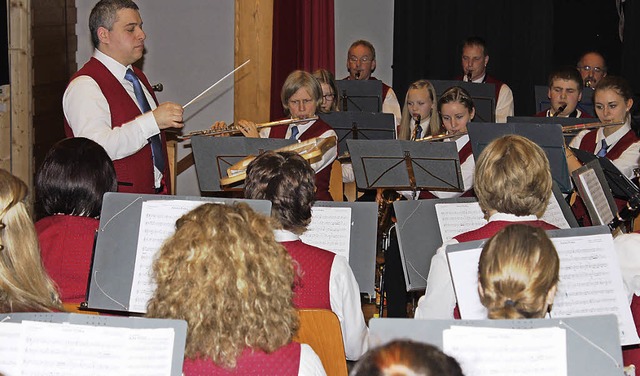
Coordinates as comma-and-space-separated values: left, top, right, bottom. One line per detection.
430, 79, 496, 123
346, 139, 463, 194
335, 79, 383, 112
190, 136, 294, 191
319, 111, 396, 154
370, 316, 623, 376
571, 159, 618, 226
467, 122, 572, 193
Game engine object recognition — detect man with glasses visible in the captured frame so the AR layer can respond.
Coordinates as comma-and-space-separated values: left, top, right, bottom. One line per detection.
576, 51, 608, 88
345, 40, 402, 126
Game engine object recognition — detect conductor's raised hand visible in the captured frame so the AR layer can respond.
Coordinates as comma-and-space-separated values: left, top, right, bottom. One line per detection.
237, 119, 259, 138
153, 102, 184, 129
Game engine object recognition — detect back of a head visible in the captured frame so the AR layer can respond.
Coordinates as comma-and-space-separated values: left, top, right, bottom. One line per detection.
478, 224, 560, 319
474, 134, 552, 216
0, 169, 60, 312
36, 137, 117, 219
350, 340, 464, 376
244, 150, 316, 234
146, 202, 298, 369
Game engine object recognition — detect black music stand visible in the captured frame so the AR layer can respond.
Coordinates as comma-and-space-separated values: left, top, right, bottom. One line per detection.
535, 84, 596, 117
346, 139, 463, 197
336, 79, 383, 112
191, 136, 294, 192
467, 122, 572, 193
571, 148, 640, 200
430, 79, 496, 123
319, 112, 395, 153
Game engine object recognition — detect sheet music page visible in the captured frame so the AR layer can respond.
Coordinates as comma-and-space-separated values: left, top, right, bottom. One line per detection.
16, 321, 174, 376
552, 233, 639, 345
443, 326, 567, 376
446, 247, 487, 319
300, 207, 352, 261
578, 169, 614, 225
447, 231, 639, 345
435, 202, 486, 242
0, 322, 22, 376
541, 194, 571, 229
129, 200, 208, 313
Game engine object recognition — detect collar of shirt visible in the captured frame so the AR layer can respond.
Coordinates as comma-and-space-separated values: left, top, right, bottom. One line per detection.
596, 118, 632, 148
487, 212, 538, 222
94, 49, 133, 83
274, 229, 300, 242
410, 117, 431, 139
453, 133, 470, 149
287, 119, 317, 139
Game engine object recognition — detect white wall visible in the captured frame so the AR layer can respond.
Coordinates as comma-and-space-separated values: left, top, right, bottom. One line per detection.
334, 0, 394, 85
76, 0, 234, 196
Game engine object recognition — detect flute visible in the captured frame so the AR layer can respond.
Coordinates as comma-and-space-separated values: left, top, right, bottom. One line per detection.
177, 116, 318, 140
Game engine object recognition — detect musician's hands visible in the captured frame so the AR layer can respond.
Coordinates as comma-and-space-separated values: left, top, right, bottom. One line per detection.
375, 188, 384, 205
238, 119, 259, 138
210, 121, 230, 137
153, 102, 184, 129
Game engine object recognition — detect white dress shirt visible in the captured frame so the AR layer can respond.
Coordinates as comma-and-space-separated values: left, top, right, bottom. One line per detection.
63, 49, 162, 186
274, 229, 369, 360
414, 212, 539, 319
299, 344, 327, 376
569, 119, 640, 179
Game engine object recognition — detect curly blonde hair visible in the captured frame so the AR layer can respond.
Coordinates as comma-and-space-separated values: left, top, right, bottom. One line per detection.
474, 134, 552, 217
0, 169, 61, 312
146, 203, 298, 369
478, 224, 559, 319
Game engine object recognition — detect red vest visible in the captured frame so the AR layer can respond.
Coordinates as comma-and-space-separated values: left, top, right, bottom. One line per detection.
624, 295, 640, 368
268, 118, 335, 201
454, 220, 558, 243
182, 342, 301, 376
578, 128, 640, 161
35, 215, 99, 303
281, 240, 334, 309
418, 140, 475, 199
64, 57, 170, 194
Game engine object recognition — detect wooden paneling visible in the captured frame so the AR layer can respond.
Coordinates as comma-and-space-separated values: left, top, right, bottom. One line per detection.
234, 0, 273, 123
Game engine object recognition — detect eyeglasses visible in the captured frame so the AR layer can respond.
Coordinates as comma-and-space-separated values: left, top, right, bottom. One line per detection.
349, 56, 372, 63
322, 94, 335, 101
577, 65, 605, 74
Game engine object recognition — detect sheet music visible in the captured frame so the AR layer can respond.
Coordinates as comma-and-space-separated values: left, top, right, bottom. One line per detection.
129, 200, 207, 313
443, 326, 567, 376
578, 169, 614, 225
301, 207, 352, 261
0, 322, 22, 376
447, 232, 640, 345
1, 321, 174, 376
435, 203, 486, 242
541, 195, 571, 229
552, 234, 639, 345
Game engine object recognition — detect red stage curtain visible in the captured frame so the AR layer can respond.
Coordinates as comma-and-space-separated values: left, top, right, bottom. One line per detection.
270, 0, 335, 120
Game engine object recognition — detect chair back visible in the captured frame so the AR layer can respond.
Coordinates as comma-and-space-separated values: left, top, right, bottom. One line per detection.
294, 309, 348, 376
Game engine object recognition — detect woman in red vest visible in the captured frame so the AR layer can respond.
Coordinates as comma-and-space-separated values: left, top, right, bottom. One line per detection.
146, 203, 325, 375
0, 169, 61, 313
35, 137, 117, 303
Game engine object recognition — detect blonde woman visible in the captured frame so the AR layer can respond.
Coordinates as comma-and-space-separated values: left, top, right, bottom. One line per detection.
146, 203, 325, 375
478, 224, 559, 319
0, 169, 61, 312
397, 79, 442, 140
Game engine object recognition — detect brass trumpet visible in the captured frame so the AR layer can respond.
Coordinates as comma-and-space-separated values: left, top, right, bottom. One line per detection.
177, 116, 319, 140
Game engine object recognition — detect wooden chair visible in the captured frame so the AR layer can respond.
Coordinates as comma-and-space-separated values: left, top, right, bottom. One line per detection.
329, 160, 344, 202
294, 309, 348, 376
166, 139, 178, 194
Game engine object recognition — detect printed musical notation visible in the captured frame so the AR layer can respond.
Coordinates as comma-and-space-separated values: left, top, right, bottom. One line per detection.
301, 207, 352, 260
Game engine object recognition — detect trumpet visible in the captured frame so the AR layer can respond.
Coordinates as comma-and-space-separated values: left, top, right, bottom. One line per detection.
177, 116, 318, 140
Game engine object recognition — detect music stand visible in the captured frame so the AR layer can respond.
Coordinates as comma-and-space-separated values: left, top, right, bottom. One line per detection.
336, 79, 383, 112
535, 84, 596, 117
347, 139, 463, 197
572, 147, 640, 200
570, 159, 618, 226
191, 136, 293, 191
430, 79, 496, 123
467, 122, 572, 193
319, 112, 395, 153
